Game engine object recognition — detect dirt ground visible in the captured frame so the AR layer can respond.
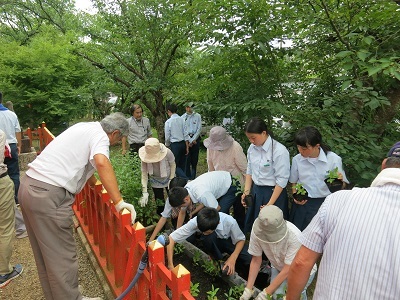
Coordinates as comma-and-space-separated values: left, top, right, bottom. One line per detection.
0, 216, 106, 300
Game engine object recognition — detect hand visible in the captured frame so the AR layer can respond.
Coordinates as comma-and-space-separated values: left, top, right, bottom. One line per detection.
293, 199, 308, 205
254, 289, 271, 300
114, 200, 137, 224
222, 256, 236, 276
139, 192, 149, 207
240, 287, 254, 300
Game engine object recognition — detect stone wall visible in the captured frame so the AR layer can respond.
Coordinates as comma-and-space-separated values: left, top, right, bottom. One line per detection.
19, 147, 37, 171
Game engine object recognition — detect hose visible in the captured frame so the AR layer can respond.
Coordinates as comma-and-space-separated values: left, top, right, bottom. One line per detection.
115, 234, 169, 300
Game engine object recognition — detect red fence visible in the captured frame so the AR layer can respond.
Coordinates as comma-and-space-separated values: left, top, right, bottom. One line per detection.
25, 124, 195, 300
25, 122, 55, 153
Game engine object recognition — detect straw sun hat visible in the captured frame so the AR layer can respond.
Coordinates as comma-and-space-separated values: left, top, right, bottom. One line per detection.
138, 138, 168, 163
203, 126, 234, 151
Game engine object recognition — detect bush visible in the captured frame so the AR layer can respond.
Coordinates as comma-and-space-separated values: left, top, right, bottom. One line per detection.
109, 147, 159, 226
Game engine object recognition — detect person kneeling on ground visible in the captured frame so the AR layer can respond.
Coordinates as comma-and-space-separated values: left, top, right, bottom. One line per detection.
168, 170, 242, 229
240, 205, 316, 300
166, 207, 251, 276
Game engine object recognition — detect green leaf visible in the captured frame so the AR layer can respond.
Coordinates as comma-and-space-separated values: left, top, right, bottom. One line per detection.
356, 51, 371, 62
336, 51, 353, 58
341, 80, 351, 90
367, 66, 382, 76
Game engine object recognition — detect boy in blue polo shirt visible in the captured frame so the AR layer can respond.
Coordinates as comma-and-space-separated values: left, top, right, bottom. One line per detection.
166, 207, 251, 276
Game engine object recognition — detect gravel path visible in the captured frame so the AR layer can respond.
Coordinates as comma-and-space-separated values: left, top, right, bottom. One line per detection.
0, 211, 107, 300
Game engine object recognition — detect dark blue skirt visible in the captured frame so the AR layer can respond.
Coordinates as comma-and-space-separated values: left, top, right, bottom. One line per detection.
289, 197, 326, 231
243, 184, 289, 234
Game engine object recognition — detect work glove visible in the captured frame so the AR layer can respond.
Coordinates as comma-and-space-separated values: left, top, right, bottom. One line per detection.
115, 200, 137, 224
255, 289, 270, 300
139, 192, 149, 207
240, 287, 254, 300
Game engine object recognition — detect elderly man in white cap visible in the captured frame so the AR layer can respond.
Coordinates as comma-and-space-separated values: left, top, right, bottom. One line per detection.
240, 205, 316, 300
138, 138, 176, 214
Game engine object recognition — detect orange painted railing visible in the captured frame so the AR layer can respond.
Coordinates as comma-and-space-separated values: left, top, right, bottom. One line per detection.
27, 124, 194, 299
24, 122, 55, 153
74, 182, 194, 300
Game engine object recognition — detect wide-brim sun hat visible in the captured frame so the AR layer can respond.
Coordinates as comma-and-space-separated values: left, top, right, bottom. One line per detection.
253, 205, 288, 243
139, 138, 168, 163
203, 126, 234, 151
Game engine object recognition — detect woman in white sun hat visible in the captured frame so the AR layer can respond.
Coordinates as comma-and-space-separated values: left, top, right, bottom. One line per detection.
138, 138, 176, 214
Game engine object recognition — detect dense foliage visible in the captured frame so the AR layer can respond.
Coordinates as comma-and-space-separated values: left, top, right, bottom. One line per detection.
0, 0, 399, 186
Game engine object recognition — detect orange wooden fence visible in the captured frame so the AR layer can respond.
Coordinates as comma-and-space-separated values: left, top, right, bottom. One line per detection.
25, 124, 195, 300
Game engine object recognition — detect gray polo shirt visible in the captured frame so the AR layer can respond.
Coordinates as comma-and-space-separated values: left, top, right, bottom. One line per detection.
126, 116, 151, 144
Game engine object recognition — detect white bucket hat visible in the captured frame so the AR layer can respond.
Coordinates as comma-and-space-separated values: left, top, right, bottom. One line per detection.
253, 205, 288, 243
203, 126, 234, 151
138, 138, 168, 163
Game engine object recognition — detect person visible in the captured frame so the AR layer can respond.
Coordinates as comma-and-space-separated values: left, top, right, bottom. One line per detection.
241, 117, 290, 234
286, 141, 400, 299
0, 129, 24, 288
165, 103, 189, 178
138, 138, 176, 215
240, 205, 316, 300
148, 177, 189, 242
204, 125, 247, 229
0, 92, 27, 239
289, 126, 349, 230
166, 207, 251, 277
181, 102, 202, 179
121, 104, 152, 155
0, 92, 21, 205
168, 171, 241, 229
19, 113, 136, 300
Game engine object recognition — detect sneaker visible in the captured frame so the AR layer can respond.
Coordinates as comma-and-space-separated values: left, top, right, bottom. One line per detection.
0, 264, 24, 287
16, 231, 28, 239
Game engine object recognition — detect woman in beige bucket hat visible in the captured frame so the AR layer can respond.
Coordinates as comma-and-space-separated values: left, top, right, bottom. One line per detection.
138, 138, 176, 214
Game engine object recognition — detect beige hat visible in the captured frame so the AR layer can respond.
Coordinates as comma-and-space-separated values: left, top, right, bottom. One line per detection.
203, 126, 234, 151
253, 205, 288, 243
138, 138, 168, 163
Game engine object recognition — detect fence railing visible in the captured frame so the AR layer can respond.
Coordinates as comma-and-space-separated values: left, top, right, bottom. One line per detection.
24, 122, 55, 153
25, 124, 195, 300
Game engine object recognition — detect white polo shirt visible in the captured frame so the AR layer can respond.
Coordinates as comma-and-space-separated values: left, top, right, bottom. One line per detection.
26, 122, 109, 194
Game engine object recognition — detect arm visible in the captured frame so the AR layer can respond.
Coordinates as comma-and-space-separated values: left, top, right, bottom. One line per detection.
241, 174, 253, 204
286, 246, 320, 300
207, 149, 215, 171
94, 154, 123, 204
176, 208, 186, 229
189, 203, 205, 218
166, 236, 176, 270
223, 240, 245, 275
149, 216, 167, 242
245, 255, 262, 290
16, 131, 22, 154
265, 264, 291, 295
121, 136, 128, 155
266, 185, 284, 206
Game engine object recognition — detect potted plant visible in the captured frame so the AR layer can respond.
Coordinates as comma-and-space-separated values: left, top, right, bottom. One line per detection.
324, 167, 343, 193
293, 183, 308, 201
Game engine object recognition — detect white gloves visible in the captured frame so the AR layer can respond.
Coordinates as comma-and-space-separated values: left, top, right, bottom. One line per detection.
254, 289, 270, 300
139, 192, 149, 207
114, 200, 137, 224
240, 287, 254, 300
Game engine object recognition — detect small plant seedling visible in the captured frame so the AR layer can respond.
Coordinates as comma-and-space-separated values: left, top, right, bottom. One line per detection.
206, 285, 220, 300
173, 243, 185, 255
294, 183, 307, 195
224, 284, 245, 299
326, 167, 340, 184
190, 282, 200, 297
202, 258, 220, 277
192, 250, 202, 266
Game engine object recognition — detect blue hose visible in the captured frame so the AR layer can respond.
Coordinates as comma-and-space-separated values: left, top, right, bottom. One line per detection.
115, 234, 169, 300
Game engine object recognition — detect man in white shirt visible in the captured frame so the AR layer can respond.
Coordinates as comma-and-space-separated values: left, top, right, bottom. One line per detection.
19, 113, 137, 300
